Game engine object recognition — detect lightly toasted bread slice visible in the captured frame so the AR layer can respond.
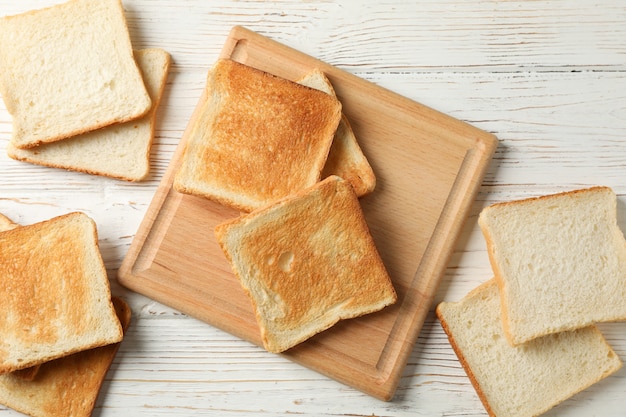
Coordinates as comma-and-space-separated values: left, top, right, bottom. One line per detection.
174, 59, 342, 212
0, 0, 151, 149
296, 69, 376, 197
436, 279, 622, 417
0, 214, 40, 381
478, 186, 626, 346
7, 48, 171, 181
0, 297, 131, 417
0, 212, 123, 374
215, 176, 397, 353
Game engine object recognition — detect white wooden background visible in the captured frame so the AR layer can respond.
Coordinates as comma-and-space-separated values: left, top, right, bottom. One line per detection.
1, 0, 625, 416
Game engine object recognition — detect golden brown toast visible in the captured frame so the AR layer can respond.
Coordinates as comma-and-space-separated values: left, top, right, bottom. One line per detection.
0, 214, 41, 381
174, 58, 342, 212
296, 69, 376, 197
0, 297, 131, 417
215, 176, 396, 353
0, 212, 123, 374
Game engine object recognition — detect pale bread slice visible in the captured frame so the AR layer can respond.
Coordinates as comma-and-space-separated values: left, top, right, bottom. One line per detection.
174, 59, 342, 212
296, 69, 376, 197
478, 186, 626, 345
0, 214, 40, 381
436, 280, 622, 417
7, 48, 171, 181
0, 297, 131, 417
215, 176, 397, 353
0, 212, 123, 374
0, 0, 152, 149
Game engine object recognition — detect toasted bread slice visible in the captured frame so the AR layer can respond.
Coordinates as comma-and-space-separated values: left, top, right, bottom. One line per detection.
478, 186, 626, 345
215, 176, 396, 353
436, 280, 622, 417
0, 0, 151, 149
0, 214, 40, 381
296, 69, 376, 197
0, 212, 123, 374
7, 48, 171, 181
174, 59, 342, 212
0, 297, 131, 417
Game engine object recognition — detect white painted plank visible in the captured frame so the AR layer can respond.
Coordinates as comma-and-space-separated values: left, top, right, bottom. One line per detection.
1, 1, 626, 71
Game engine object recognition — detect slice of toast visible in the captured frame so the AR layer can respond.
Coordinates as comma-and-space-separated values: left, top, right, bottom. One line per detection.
0, 0, 152, 149
0, 212, 123, 374
296, 69, 376, 197
215, 176, 397, 353
174, 59, 342, 212
0, 297, 131, 417
478, 186, 626, 345
0, 214, 40, 381
436, 280, 622, 417
7, 48, 171, 181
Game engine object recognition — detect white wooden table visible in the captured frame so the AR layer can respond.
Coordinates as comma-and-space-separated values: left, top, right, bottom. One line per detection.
1, 1, 625, 416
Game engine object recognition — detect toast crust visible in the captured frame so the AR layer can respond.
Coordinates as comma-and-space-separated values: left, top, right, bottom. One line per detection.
0, 213, 17, 232
174, 59, 342, 212
435, 288, 498, 417
215, 176, 396, 352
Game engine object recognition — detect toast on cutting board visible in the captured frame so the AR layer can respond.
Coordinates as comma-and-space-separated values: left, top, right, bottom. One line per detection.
215, 176, 397, 353
0, 0, 151, 149
174, 58, 342, 212
7, 48, 171, 181
436, 279, 622, 417
296, 69, 376, 197
0, 212, 123, 374
478, 186, 626, 345
0, 297, 131, 417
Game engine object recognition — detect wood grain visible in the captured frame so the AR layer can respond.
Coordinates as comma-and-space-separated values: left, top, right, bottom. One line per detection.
1, 0, 626, 415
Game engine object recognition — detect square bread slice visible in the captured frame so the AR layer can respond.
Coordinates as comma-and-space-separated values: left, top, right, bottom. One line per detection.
0, 212, 123, 374
0, 0, 152, 149
7, 48, 171, 181
296, 69, 376, 197
436, 280, 622, 417
0, 214, 40, 381
0, 296, 131, 417
478, 186, 626, 345
174, 58, 342, 212
215, 176, 397, 353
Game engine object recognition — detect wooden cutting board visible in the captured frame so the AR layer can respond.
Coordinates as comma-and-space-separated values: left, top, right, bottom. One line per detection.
117, 26, 497, 401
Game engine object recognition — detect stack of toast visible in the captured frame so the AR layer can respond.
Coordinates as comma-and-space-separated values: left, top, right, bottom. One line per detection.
0, 212, 129, 417
174, 58, 396, 353
0, 0, 171, 182
436, 186, 625, 417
